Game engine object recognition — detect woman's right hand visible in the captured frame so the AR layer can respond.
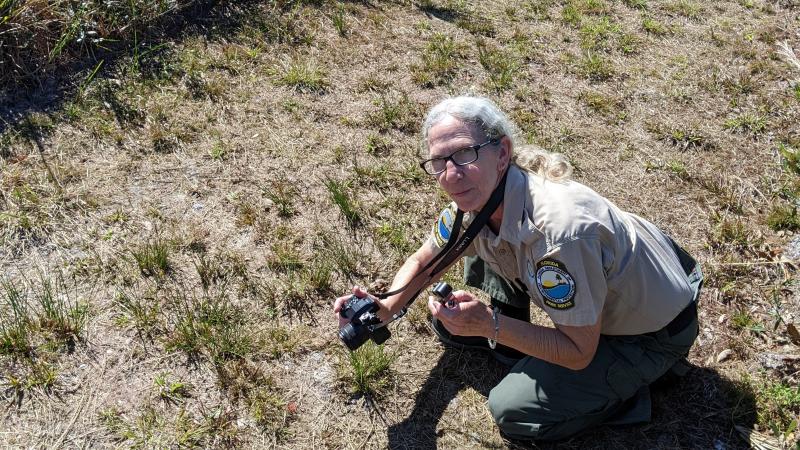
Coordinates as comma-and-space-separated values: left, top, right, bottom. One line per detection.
333, 286, 373, 329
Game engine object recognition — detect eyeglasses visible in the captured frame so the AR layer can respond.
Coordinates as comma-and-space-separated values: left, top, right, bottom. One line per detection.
419, 138, 500, 175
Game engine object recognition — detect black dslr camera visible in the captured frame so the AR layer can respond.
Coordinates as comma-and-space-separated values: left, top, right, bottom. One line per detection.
338, 295, 391, 351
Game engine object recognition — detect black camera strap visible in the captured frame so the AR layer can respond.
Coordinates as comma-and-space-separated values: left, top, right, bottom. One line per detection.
375, 169, 509, 323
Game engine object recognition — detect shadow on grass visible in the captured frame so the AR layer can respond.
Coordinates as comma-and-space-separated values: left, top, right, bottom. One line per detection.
387, 347, 508, 450
387, 355, 756, 450
1, 0, 214, 129
0, 0, 358, 137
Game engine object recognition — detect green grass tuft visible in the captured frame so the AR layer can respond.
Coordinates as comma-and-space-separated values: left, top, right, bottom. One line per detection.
263, 180, 299, 218
274, 57, 328, 92
623, 0, 648, 9
375, 222, 412, 253
324, 178, 361, 226
712, 217, 749, 248
1, 270, 88, 356
730, 309, 760, 332
561, 4, 583, 27
368, 92, 420, 132
132, 238, 172, 277
778, 143, 800, 176
477, 41, 520, 91
668, 128, 710, 151
580, 90, 622, 117
154, 373, 191, 403
766, 204, 800, 231
577, 52, 615, 81
0, 279, 33, 356
165, 287, 254, 364
114, 288, 161, 335
411, 33, 464, 87
342, 341, 395, 396
455, 15, 495, 37
365, 133, 392, 156
34, 271, 89, 348
268, 242, 305, 272
580, 17, 621, 51
331, 4, 347, 37
642, 16, 669, 35
665, 0, 702, 19
723, 113, 767, 135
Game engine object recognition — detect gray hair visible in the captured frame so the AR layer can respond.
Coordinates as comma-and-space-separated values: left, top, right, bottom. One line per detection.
512, 144, 573, 182
422, 96, 572, 182
422, 96, 517, 149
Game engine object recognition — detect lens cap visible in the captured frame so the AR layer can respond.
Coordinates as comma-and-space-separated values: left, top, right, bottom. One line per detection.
432, 282, 452, 299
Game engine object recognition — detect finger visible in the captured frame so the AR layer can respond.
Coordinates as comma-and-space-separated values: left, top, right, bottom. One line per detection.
427, 297, 441, 316
450, 290, 474, 303
333, 295, 350, 312
352, 286, 369, 298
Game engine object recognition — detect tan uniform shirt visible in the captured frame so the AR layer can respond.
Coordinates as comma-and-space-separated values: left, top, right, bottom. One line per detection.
429, 165, 694, 335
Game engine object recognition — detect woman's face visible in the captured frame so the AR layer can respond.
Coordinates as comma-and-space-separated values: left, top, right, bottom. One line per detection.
426, 116, 510, 212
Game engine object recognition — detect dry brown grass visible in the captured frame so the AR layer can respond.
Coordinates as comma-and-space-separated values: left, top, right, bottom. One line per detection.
1, 0, 800, 448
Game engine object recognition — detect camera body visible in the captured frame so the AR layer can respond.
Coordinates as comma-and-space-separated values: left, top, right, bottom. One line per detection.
338, 295, 391, 351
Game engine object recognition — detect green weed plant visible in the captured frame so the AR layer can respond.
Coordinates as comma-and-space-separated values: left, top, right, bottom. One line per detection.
324, 178, 362, 226
344, 341, 395, 396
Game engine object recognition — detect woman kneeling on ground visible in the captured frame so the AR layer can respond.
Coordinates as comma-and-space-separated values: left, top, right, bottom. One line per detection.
334, 95, 702, 441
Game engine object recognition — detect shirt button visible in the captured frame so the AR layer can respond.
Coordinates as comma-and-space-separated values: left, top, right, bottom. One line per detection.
499, 249, 507, 255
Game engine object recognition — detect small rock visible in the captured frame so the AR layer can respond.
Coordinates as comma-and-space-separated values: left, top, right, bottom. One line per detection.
717, 349, 733, 363
192, 202, 204, 211
783, 235, 800, 260
759, 353, 785, 369
718, 314, 727, 324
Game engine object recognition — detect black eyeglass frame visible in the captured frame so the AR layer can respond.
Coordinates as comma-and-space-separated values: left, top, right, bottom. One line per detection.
419, 138, 501, 175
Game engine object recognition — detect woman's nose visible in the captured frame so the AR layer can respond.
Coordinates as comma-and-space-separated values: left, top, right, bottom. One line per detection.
442, 159, 463, 181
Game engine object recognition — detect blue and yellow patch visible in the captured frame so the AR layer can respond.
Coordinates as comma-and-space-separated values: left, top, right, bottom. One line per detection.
535, 259, 576, 310
433, 205, 456, 247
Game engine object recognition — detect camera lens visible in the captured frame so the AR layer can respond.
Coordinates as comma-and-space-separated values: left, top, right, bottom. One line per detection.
338, 322, 371, 351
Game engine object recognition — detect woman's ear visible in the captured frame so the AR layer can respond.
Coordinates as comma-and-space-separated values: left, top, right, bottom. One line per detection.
497, 136, 512, 172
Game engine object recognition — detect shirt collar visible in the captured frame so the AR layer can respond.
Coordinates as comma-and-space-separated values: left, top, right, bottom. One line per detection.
481, 165, 529, 247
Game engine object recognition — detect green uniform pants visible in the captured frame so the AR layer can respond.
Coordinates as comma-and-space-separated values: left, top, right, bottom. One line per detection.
463, 255, 702, 441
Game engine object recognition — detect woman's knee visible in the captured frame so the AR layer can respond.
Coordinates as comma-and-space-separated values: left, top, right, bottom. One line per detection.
487, 362, 615, 441
487, 390, 595, 442
487, 377, 550, 439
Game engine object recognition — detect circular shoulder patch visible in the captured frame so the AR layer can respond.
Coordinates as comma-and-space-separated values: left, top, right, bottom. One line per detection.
535, 259, 576, 310
433, 205, 455, 247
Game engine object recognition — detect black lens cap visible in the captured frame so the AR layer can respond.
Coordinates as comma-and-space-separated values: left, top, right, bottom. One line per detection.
432, 282, 452, 299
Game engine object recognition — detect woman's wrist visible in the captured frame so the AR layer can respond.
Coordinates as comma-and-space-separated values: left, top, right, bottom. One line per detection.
487, 306, 500, 349
485, 305, 497, 339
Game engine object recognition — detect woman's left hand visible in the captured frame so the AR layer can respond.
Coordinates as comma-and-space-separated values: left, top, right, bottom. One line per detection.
427, 290, 493, 338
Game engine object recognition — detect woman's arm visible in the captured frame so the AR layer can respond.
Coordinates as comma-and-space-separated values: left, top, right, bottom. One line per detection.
334, 240, 456, 324
498, 316, 601, 370
429, 291, 601, 370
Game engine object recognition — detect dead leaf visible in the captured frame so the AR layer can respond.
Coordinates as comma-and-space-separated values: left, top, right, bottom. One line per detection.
734, 425, 783, 450
787, 323, 800, 346
717, 349, 733, 363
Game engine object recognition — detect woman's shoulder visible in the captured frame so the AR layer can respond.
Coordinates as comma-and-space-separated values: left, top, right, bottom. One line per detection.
525, 174, 623, 243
